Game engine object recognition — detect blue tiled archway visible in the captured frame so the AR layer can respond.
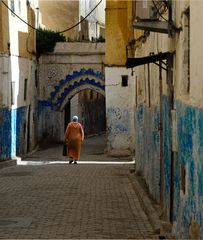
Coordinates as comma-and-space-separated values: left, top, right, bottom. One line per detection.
47, 68, 105, 110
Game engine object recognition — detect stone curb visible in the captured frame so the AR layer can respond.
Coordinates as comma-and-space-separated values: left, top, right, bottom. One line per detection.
0, 159, 17, 169
22, 145, 40, 159
128, 172, 161, 235
0, 145, 40, 170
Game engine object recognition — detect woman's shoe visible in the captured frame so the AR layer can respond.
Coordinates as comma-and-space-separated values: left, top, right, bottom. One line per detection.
69, 160, 73, 164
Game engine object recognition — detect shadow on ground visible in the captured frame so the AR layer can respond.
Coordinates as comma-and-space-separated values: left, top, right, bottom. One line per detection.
24, 133, 133, 163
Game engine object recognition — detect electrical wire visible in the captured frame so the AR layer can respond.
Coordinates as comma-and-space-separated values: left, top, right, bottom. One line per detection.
0, 0, 103, 34
152, 0, 168, 22
1, 0, 38, 31
58, 0, 102, 34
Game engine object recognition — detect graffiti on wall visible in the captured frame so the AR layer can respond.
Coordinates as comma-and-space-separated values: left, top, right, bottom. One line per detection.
107, 107, 129, 136
106, 106, 132, 155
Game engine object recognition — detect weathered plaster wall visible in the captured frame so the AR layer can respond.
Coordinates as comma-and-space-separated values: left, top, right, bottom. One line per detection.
0, 0, 38, 160
135, 103, 161, 202
0, 104, 35, 160
133, 0, 203, 238
171, 2, 203, 238
133, 32, 168, 202
189, 1, 203, 105
105, 0, 134, 65
0, 55, 37, 160
105, 67, 135, 156
37, 101, 64, 142
0, 56, 10, 108
0, 1, 9, 53
105, 0, 135, 156
171, 101, 203, 239
0, 108, 11, 160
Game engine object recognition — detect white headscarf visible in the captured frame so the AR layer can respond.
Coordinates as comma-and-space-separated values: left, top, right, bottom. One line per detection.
72, 116, 78, 122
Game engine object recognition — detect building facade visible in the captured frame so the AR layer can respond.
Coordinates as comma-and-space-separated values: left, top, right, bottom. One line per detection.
79, 0, 105, 41
106, 0, 203, 238
0, 0, 38, 160
105, 0, 135, 156
123, 0, 203, 238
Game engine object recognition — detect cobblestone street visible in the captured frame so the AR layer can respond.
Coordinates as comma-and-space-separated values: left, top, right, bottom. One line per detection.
0, 135, 163, 239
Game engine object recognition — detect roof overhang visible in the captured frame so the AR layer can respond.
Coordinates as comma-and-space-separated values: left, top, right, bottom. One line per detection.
133, 20, 169, 34
126, 52, 172, 68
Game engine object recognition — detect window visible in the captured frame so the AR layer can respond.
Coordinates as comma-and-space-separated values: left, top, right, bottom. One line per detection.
24, 79, 28, 101
10, 0, 15, 13
121, 75, 128, 87
18, 0, 21, 15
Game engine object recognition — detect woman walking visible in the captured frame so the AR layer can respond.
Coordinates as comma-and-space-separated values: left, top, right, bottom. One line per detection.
64, 116, 84, 164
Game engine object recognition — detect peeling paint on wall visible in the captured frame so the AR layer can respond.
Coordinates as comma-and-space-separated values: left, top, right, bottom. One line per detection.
135, 104, 160, 202
172, 100, 203, 239
107, 107, 132, 156
162, 96, 172, 209
0, 108, 11, 160
105, 67, 135, 156
0, 106, 27, 160
136, 98, 203, 238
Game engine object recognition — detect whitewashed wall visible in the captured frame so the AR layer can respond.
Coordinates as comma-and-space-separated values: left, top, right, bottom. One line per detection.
105, 67, 135, 156
0, 55, 10, 108
0, 0, 38, 160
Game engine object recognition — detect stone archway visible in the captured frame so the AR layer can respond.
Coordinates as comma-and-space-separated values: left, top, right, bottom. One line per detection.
46, 68, 105, 111
46, 68, 106, 136
38, 42, 105, 142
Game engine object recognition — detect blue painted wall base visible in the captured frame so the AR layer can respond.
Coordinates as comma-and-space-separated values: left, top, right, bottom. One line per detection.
0, 106, 27, 160
135, 97, 203, 239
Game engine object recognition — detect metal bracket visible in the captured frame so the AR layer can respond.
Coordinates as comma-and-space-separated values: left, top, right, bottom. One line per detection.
153, 62, 168, 72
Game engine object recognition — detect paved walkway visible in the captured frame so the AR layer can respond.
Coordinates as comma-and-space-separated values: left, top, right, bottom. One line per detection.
0, 134, 162, 239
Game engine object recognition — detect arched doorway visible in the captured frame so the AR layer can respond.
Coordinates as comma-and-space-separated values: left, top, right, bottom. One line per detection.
45, 68, 106, 139
64, 89, 106, 136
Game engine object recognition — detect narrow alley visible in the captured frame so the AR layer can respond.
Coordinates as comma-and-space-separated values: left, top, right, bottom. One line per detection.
1, 0, 203, 238
0, 134, 164, 239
